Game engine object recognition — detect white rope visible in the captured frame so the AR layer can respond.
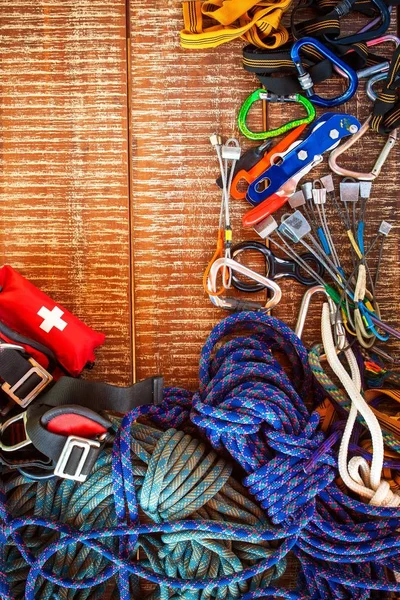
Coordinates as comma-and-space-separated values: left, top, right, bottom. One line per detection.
321, 303, 400, 507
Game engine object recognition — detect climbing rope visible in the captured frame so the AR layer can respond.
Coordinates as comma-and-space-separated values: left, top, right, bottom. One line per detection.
2, 312, 400, 599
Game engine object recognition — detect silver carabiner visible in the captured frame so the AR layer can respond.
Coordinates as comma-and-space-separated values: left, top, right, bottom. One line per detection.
295, 285, 346, 350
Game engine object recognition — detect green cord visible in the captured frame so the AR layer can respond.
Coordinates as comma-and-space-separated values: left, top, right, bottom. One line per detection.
237, 88, 316, 141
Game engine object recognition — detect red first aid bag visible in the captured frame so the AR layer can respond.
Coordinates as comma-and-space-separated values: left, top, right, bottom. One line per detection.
0, 265, 105, 376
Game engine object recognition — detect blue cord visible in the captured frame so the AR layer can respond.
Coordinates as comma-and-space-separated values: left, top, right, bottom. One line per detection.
2, 312, 400, 599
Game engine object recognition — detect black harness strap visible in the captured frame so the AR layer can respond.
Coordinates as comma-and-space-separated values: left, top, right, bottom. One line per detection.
0, 375, 164, 478
242, 0, 390, 94
372, 46, 400, 133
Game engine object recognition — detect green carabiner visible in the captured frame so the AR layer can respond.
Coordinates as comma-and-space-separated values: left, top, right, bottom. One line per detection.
238, 89, 316, 141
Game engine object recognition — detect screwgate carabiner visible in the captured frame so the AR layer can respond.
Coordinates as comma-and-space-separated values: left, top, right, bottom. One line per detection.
238, 90, 316, 141
329, 116, 397, 180
291, 37, 358, 107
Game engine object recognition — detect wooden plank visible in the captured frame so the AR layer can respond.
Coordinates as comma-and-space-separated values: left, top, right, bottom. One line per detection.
130, 3, 257, 389
0, 0, 132, 383
130, 4, 400, 389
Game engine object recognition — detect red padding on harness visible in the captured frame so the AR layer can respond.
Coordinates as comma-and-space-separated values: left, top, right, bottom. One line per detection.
46, 414, 107, 438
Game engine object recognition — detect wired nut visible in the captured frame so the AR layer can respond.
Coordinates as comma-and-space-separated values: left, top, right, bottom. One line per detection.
209, 133, 222, 147
279, 211, 311, 243
379, 221, 392, 236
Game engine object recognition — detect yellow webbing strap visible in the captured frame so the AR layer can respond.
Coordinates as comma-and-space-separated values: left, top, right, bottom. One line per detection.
181, 0, 292, 49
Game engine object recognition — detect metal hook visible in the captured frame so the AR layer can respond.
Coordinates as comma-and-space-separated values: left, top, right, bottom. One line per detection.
291, 37, 358, 107
366, 71, 400, 102
208, 257, 282, 311
295, 285, 346, 350
237, 90, 316, 141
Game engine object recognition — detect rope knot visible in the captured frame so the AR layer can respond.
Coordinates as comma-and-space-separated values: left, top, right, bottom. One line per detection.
244, 413, 337, 524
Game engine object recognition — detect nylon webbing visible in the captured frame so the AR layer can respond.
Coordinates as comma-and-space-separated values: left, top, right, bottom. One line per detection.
180, 0, 292, 49
291, 0, 390, 47
371, 45, 400, 133
242, 0, 390, 93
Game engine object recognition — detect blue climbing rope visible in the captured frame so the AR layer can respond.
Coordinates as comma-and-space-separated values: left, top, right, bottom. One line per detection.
1, 312, 400, 599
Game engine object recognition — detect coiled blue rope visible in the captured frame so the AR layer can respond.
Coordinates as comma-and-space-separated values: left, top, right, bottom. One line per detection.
1, 312, 400, 599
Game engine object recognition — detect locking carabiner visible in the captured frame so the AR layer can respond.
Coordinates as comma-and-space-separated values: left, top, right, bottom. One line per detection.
237, 90, 316, 141
291, 37, 358, 107
329, 116, 397, 180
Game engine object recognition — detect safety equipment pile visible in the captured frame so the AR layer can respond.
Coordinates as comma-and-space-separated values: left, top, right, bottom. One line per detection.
2, 312, 400, 599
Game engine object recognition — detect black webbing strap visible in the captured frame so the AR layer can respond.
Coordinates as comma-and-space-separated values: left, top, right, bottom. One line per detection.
0, 348, 43, 400
242, 43, 382, 95
291, 0, 390, 47
0, 319, 57, 367
372, 46, 400, 133
31, 374, 164, 414
243, 43, 334, 94
243, 23, 387, 95
0, 375, 163, 477
242, 0, 390, 94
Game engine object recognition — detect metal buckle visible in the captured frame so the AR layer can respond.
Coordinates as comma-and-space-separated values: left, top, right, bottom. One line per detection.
54, 436, 101, 482
1, 358, 53, 408
0, 412, 32, 452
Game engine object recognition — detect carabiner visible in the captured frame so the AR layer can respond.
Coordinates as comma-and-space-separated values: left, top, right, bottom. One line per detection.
358, 302, 390, 342
237, 90, 316, 141
208, 257, 282, 311
295, 285, 346, 350
366, 70, 400, 101
329, 116, 397, 180
333, 35, 400, 80
324, 0, 391, 47
291, 37, 358, 107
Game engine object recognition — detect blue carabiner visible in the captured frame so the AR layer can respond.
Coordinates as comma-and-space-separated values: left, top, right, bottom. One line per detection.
290, 37, 358, 108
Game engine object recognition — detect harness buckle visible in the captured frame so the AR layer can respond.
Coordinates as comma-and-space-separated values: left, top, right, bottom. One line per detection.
54, 435, 102, 482
2, 358, 53, 408
0, 412, 32, 452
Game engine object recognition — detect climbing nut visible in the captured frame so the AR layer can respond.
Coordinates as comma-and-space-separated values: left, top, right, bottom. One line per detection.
329, 129, 339, 140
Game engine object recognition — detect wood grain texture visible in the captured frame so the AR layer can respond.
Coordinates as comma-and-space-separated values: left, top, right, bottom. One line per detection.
130, 2, 263, 390
130, 4, 400, 390
0, 0, 132, 383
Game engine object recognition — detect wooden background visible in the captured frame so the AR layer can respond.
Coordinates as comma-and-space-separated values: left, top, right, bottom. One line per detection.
0, 0, 399, 396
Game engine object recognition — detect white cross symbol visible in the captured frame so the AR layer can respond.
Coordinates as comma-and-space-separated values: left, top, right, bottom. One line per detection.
37, 306, 68, 334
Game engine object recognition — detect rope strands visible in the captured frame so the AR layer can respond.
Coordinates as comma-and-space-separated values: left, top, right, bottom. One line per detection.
2, 312, 400, 598
2, 418, 286, 600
